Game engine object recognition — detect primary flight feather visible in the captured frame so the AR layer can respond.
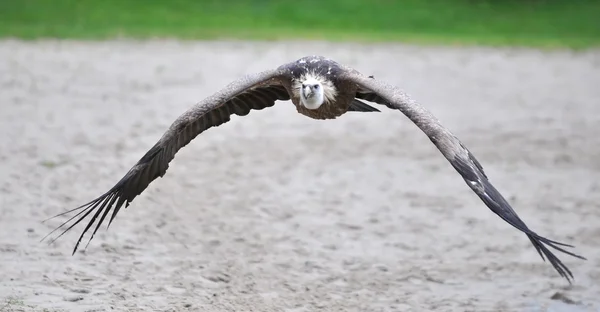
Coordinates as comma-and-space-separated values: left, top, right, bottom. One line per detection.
43, 55, 585, 283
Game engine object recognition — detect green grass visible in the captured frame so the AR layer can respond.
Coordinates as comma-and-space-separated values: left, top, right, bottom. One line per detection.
1, 0, 599, 49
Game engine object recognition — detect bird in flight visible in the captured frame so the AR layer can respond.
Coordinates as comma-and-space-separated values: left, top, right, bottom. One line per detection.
43, 55, 585, 283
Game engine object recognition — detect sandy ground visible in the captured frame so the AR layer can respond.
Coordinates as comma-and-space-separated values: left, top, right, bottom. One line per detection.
0, 40, 599, 312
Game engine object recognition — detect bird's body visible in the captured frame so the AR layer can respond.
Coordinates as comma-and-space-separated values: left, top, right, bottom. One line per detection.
282, 55, 358, 119
43, 55, 585, 283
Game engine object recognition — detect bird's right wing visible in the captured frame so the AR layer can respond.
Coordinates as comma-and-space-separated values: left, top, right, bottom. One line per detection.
43, 68, 291, 254
343, 71, 585, 283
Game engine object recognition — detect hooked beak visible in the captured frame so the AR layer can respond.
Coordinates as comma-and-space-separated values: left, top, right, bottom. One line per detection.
302, 85, 314, 98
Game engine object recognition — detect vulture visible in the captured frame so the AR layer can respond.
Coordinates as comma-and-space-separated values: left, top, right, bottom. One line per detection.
43, 55, 585, 283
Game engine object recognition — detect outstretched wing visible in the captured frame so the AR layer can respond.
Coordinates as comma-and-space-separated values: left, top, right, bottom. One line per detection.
43, 68, 291, 254
345, 71, 585, 283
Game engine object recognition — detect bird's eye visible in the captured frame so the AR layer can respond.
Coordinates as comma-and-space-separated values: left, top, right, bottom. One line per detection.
302, 84, 306, 88
313, 84, 319, 89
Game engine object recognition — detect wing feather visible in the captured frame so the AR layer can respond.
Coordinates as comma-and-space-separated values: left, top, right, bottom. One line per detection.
346, 72, 585, 283
43, 69, 291, 254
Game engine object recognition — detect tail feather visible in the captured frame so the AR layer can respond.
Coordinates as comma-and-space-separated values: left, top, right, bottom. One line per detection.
348, 98, 380, 112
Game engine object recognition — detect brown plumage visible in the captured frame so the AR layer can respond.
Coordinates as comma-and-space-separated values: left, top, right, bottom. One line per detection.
43, 55, 585, 283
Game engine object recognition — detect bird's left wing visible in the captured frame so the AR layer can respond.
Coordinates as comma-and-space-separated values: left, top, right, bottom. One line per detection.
42, 67, 291, 254
343, 71, 585, 283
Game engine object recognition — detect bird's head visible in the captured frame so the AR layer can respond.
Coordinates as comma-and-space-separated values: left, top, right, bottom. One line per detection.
299, 76, 325, 109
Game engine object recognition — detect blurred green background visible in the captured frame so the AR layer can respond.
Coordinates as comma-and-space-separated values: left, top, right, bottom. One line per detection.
1, 0, 598, 48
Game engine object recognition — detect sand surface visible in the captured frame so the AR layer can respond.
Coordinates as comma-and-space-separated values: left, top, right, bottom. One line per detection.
0, 40, 599, 311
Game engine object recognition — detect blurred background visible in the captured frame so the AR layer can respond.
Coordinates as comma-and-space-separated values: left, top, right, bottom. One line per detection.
1, 1, 600, 311
1, 0, 599, 48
